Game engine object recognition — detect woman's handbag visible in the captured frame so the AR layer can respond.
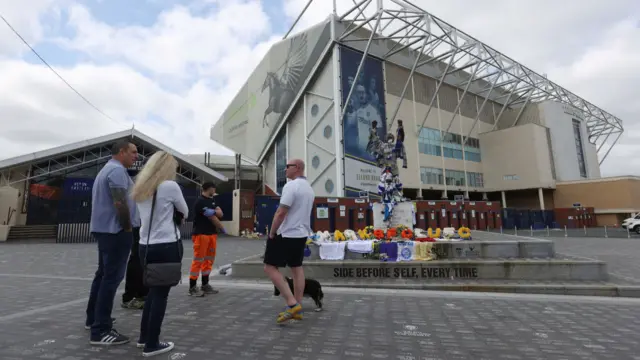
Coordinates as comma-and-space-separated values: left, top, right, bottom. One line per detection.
142, 191, 183, 287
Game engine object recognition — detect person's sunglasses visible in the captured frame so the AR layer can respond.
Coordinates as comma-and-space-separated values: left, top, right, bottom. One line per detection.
286, 164, 297, 168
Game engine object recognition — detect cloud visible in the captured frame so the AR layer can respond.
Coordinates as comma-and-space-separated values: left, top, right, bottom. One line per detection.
0, 0, 283, 160
0, 0, 638, 179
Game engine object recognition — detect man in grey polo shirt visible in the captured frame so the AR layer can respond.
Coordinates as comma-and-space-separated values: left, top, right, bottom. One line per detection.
85, 140, 138, 346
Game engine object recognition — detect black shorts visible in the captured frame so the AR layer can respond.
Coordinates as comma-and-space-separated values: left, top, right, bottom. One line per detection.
263, 234, 307, 268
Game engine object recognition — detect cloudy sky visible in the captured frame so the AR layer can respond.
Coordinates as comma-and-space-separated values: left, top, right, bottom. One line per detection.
0, 0, 638, 176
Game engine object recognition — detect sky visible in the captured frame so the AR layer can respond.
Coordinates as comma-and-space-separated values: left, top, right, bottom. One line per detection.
0, 0, 638, 176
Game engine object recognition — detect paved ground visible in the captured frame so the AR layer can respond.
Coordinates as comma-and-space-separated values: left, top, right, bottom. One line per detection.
491, 227, 639, 239
3, 235, 640, 358
0, 235, 264, 279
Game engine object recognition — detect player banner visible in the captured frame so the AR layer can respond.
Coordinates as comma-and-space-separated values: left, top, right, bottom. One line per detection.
339, 46, 387, 196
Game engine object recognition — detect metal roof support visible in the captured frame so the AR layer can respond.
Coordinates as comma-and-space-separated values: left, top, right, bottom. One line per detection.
599, 132, 622, 165
283, 0, 314, 40
596, 129, 614, 153
462, 68, 503, 147
442, 58, 482, 135
414, 46, 461, 136
288, 0, 624, 163
511, 88, 535, 127
387, 29, 428, 129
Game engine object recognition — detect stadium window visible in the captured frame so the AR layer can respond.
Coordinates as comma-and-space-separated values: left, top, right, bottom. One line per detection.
275, 130, 287, 194
420, 167, 444, 185
445, 169, 465, 187
418, 127, 442, 157
572, 119, 587, 178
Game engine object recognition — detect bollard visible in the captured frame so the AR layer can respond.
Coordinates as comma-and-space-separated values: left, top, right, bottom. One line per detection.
546, 225, 550, 237
530, 225, 533, 236
500, 226, 503, 234
515, 226, 518, 236
564, 225, 567, 237
604, 225, 608, 238
584, 225, 587, 235
628, 226, 631, 239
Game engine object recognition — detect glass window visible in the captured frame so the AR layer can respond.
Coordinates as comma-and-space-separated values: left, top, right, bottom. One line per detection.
467, 172, 484, 187
572, 119, 587, 178
420, 167, 444, 185
418, 127, 442, 157
419, 127, 482, 162
445, 169, 465, 187
275, 130, 287, 194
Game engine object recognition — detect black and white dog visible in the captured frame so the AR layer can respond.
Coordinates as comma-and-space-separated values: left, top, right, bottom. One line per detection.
273, 277, 324, 311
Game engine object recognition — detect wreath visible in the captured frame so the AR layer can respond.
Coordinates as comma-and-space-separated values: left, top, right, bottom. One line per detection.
401, 228, 413, 239
427, 227, 441, 238
386, 227, 397, 239
458, 227, 471, 239
373, 229, 385, 240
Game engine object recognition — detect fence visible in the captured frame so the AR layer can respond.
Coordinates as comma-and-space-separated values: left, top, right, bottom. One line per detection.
56, 221, 195, 243
488, 225, 639, 239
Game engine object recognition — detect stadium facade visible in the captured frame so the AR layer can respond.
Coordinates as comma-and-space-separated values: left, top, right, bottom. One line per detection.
211, 0, 627, 212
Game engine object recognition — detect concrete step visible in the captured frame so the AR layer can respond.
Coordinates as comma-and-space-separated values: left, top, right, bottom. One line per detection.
232, 256, 608, 282
431, 240, 554, 259
213, 278, 640, 298
7, 225, 57, 241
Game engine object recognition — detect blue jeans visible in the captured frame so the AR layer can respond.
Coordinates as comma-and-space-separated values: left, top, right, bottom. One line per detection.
86, 231, 133, 338
138, 241, 183, 348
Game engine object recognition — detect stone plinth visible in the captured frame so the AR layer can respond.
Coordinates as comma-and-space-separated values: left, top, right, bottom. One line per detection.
372, 202, 414, 230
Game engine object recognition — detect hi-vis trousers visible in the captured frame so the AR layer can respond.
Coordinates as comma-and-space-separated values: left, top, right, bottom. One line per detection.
189, 234, 217, 280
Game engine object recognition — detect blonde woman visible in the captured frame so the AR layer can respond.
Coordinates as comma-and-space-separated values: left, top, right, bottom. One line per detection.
130, 151, 188, 358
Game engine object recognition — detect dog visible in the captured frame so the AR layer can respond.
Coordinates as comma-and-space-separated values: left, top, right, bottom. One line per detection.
273, 277, 324, 311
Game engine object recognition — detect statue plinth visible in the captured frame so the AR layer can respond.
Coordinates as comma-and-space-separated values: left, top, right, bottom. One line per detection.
372, 202, 414, 230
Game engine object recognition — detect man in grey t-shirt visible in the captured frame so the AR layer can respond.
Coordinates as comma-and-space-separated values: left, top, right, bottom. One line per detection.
85, 140, 138, 346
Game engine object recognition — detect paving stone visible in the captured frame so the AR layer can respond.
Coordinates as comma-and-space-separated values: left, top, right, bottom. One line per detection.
2, 238, 640, 358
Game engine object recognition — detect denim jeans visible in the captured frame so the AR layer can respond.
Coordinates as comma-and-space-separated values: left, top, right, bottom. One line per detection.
86, 231, 133, 338
138, 241, 183, 348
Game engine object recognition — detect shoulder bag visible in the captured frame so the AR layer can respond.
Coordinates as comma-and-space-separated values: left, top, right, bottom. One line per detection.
142, 190, 183, 287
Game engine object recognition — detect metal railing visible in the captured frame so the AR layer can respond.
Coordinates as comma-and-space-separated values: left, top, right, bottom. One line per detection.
56, 222, 195, 243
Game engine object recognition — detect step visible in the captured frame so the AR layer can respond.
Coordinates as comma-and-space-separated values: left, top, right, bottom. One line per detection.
212, 278, 640, 298
232, 256, 608, 282
7, 225, 57, 241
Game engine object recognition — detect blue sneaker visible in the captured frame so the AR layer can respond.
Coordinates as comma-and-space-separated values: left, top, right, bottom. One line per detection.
143, 341, 175, 357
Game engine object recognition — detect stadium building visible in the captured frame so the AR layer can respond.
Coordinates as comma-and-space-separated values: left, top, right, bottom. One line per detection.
0, 129, 261, 242
211, 0, 638, 226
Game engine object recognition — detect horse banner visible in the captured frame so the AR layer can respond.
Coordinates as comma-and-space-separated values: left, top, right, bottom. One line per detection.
339, 45, 387, 197
211, 21, 331, 162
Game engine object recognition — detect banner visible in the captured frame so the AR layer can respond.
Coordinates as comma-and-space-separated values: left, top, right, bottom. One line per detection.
340, 46, 387, 195
211, 21, 332, 162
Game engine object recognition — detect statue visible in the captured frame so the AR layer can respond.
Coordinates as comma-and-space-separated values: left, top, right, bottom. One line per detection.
395, 120, 407, 169
368, 121, 405, 223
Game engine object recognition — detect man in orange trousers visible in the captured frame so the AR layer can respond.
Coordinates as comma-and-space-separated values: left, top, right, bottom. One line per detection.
189, 182, 225, 297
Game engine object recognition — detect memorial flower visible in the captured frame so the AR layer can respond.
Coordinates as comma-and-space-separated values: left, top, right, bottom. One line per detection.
386, 228, 397, 239
401, 228, 413, 239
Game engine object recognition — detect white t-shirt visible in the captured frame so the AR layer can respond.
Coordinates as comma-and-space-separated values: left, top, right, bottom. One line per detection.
137, 180, 189, 245
355, 104, 382, 150
277, 177, 315, 238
